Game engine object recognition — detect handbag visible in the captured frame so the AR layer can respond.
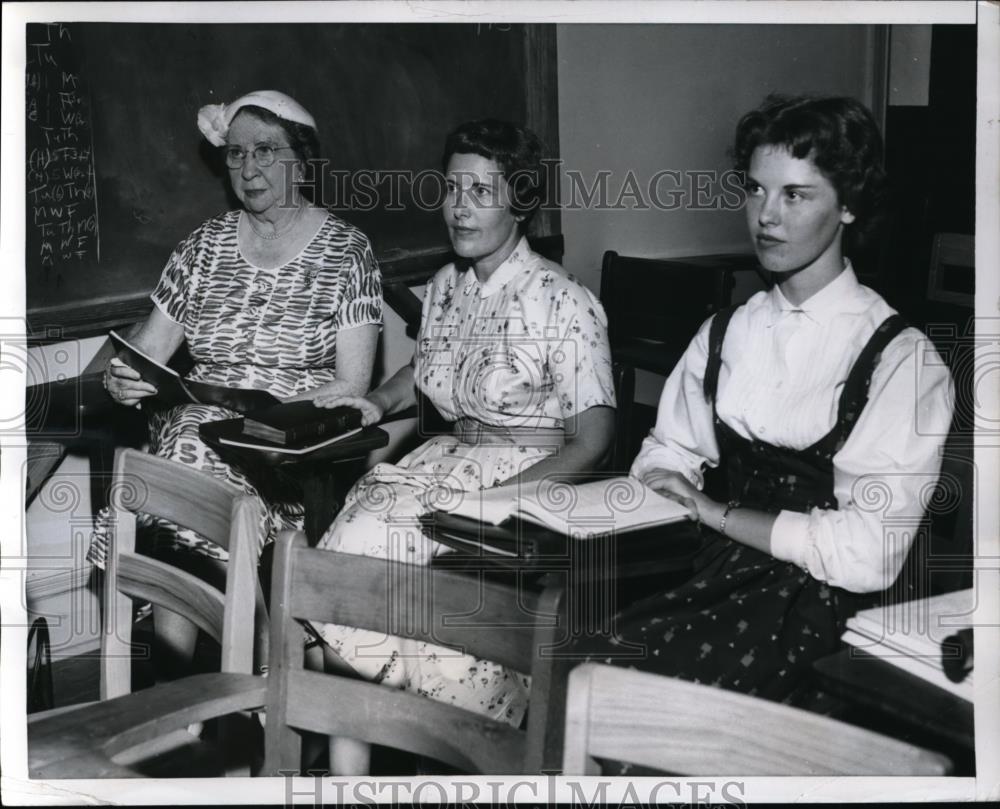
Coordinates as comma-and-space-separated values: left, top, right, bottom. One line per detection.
27, 616, 54, 713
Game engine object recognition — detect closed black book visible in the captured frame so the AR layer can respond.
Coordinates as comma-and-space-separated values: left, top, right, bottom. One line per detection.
242, 401, 362, 445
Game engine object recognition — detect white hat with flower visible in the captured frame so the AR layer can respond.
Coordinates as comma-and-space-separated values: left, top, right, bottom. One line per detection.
197, 90, 317, 146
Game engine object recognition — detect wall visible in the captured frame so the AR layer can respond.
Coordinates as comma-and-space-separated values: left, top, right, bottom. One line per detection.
556, 23, 879, 403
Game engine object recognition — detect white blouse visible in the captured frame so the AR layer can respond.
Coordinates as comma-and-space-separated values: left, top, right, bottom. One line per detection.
631, 264, 955, 593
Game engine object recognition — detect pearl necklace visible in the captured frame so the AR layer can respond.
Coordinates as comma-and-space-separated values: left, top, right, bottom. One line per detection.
247, 206, 305, 241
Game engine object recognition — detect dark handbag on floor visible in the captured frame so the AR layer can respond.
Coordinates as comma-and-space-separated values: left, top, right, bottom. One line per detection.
27, 617, 54, 713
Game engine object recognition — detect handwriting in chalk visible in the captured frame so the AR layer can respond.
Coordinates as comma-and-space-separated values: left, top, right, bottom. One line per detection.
25, 22, 101, 275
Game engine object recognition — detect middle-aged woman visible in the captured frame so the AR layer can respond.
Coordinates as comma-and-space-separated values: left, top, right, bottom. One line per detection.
309, 118, 616, 727
92, 90, 383, 669
580, 95, 955, 706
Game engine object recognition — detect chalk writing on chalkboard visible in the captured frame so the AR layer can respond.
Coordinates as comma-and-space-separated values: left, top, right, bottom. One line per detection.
25, 22, 100, 287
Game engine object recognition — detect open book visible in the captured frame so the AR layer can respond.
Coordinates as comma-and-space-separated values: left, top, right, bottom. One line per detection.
110, 331, 280, 413
434, 476, 689, 538
841, 588, 974, 701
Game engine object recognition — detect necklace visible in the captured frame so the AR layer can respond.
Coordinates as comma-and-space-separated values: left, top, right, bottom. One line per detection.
246, 205, 305, 241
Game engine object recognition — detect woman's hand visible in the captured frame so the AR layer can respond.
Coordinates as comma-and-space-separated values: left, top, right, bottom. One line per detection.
312, 393, 384, 426
284, 379, 364, 404
641, 469, 720, 525
104, 357, 157, 407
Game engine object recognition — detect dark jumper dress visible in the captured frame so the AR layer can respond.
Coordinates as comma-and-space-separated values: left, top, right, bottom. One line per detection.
584, 308, 908, 702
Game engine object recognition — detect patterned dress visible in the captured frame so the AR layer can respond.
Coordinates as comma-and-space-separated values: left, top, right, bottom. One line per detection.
312, 237, 616, 725
88, 210, 382, 565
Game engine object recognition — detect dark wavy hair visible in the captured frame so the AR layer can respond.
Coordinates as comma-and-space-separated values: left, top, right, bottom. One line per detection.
732, 95, 888, 250
231, 104, 321, 165
442, 119, 545, 227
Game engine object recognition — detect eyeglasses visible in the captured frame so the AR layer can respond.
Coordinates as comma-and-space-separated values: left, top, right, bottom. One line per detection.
223, 144, 296, 169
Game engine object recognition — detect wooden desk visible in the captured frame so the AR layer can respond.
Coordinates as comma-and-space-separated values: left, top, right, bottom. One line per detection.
25, 371, 146, 511
424, 511, 702, 773
812, 646, 974, 772
199, 419, 389, 545
27, 371, 389, 549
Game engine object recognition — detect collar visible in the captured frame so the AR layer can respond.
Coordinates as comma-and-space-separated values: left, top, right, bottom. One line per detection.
766, 260, 867, 327
463, 236, 531, 298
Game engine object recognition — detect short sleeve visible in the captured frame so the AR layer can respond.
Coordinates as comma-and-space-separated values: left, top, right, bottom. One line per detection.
414, 270, 443, 357
547, 279, 616, 418
335, 236, 383, 330
150, 236, 196, 325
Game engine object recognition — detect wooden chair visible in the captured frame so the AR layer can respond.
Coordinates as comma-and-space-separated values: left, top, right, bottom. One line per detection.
599, 250, 761, 470
262, 530, 564, 775
926, 232, 974, 307
562, 662, 952, 776
28, 449, 268, 778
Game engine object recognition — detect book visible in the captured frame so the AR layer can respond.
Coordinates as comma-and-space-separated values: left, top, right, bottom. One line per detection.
433, 476, 689, 538
242, 401, 362, 445
424, 510, 560, 560
109, 331, 280, 413
841, 588, 974, 702
216, 426, 363, 455
840, 629, 972, 701
425, 509, 703, 571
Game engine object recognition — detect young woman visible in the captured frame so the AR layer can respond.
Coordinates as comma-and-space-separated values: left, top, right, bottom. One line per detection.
584, 95, 954, 702
311, 119, 616, 726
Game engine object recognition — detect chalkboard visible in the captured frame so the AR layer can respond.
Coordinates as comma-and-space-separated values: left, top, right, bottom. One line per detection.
24, 22, 559, 339
26, 24, 100, 281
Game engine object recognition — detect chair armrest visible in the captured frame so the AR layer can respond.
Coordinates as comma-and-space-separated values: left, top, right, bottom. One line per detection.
25, 372, 115, 433
379, 405, 418, 424
29, 672, 266, 778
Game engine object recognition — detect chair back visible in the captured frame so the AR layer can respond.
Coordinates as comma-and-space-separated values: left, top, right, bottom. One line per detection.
263, 530, 564, 774
926, 232, 974, 307
600, 251, 760, 470
600, 251, 754, 347
101, 448, 261, 699
562, 663, 952, 776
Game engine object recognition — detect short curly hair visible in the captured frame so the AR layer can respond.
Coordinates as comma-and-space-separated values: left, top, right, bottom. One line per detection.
442, 119, 545, 227
733, 95, 888, 249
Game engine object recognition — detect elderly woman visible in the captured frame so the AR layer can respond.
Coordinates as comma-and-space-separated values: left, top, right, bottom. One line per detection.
311, 119, 616, 726
93, 90, 382, 669
579, 96, 955, 708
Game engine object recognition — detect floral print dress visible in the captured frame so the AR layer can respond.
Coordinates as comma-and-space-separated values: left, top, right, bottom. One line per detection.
88, 210, 382, 566
313, 237, 615, 725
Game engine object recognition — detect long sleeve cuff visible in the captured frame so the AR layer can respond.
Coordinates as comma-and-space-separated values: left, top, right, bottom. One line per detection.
629, 451, 704, 490
769, 510, 812, 575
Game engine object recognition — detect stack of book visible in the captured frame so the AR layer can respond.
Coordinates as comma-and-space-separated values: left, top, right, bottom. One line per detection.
218, 400, 363, 455
841, 588, 974, 701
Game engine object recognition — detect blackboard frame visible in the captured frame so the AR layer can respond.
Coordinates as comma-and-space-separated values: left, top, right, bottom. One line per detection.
25, 24, 560, 344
